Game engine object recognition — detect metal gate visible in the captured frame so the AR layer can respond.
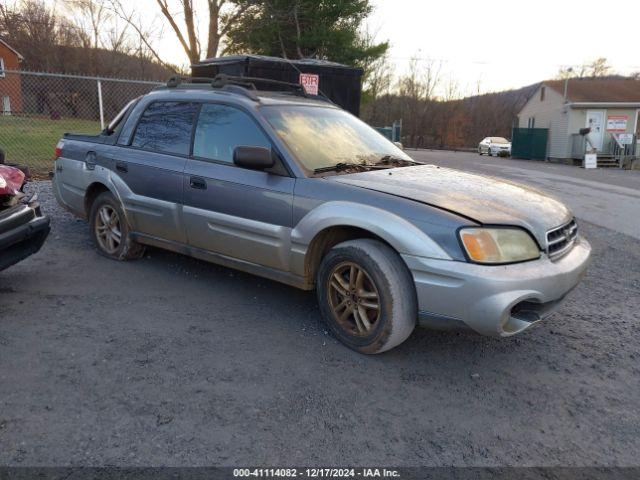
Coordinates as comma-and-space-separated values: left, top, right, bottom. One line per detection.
374, 120, 402, 143
511, 127, 549, 160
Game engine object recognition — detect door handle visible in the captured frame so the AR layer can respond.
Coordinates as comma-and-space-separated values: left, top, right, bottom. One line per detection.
189, 176, 207, 190
115, 161, 128, 173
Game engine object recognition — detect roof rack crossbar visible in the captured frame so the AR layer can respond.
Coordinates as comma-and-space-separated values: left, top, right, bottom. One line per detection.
166, 75, 217, 88
212, 74, 308, 97
163, 73, 336, 104
164, 74, 259, 101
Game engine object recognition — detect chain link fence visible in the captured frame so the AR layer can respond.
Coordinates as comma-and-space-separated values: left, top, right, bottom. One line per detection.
0, 70, 162, 175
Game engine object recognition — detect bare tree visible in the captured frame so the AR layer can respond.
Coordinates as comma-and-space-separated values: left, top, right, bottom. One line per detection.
109, 0, 179, 72
66, 0, 107, 49
430, 75, 464, 147
361, 53, 393, 126
396, 57, 441, 147
588, 57, 612, 77
556, 58, 614, 79
111, 0, 246, 67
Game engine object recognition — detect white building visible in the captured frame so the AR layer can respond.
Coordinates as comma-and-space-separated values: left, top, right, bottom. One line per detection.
517, 78, 640, 164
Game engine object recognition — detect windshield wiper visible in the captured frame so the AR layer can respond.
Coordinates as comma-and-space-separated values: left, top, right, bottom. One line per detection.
375, 155, 419, 165
314, 157, 417, 174
314, 162, 373, 174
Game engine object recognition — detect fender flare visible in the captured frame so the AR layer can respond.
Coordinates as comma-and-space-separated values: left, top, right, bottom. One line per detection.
83, 167, 133, 225
290, 201, 452, 278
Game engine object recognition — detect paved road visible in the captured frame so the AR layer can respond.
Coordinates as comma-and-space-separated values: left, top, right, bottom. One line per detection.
0, 176, 639, 467
409, 150, 640, 239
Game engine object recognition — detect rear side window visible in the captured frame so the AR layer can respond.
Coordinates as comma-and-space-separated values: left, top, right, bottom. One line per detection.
131, 101, 199, 155
193, 104, 271, 163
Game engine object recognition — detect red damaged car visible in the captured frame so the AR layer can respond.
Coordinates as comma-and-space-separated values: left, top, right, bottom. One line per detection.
0, 161, 50, 271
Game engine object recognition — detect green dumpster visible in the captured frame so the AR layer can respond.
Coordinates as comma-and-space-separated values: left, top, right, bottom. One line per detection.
511, 128, 549, 160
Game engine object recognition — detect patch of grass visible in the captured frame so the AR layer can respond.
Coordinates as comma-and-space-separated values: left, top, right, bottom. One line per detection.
0, 115, 101, 172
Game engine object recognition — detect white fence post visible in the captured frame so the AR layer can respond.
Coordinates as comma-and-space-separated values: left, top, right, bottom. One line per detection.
97, 79, 105, 130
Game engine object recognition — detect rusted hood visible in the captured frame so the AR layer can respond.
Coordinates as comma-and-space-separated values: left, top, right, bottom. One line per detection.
332, 164, 572, 246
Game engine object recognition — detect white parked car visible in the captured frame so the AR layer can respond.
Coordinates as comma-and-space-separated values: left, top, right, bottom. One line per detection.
478, 137, 511, 156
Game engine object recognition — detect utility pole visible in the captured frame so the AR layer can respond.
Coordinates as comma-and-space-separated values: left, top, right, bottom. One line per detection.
563, 67, 573, 102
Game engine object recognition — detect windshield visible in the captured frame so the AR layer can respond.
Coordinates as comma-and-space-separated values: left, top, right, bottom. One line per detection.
261, 105, 412, 171
490, 137, 510, 144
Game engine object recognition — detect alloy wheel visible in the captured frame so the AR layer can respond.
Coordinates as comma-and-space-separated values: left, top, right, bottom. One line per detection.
95, 204, 122, 254
327, 261, 380, 336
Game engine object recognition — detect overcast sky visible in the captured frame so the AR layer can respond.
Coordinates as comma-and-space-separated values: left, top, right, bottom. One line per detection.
367, 0, 640, 94
49, 0, 640, 95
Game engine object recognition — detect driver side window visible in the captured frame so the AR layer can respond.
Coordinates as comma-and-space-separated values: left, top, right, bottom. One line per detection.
193, 104, 271, 164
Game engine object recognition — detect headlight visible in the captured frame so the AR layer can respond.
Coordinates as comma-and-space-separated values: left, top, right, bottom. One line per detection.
459, 227, 540, 264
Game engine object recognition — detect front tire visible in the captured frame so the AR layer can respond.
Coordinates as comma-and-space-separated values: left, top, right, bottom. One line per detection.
89, 191, 145, 260
316, 239, 417, 354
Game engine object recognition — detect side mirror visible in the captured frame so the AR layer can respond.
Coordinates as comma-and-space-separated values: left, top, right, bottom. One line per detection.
233, 146, 275, 171
579, 127, 591, 136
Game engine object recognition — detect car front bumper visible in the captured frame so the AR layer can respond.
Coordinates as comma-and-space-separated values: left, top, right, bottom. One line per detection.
0, 202, 51, 271
491, 147, 511, 155
402, 237, 591, 336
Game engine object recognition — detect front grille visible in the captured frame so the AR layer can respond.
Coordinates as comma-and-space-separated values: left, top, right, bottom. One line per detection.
546, 219, 578, 259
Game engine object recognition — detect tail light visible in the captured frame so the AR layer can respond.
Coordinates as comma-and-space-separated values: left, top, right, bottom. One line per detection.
54, 141, 64, 159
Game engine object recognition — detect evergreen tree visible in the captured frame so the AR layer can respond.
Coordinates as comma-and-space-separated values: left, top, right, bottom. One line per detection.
224, 0, 387, 67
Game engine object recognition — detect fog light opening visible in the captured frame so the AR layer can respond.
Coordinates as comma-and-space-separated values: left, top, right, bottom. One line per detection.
510, 301, 543, 323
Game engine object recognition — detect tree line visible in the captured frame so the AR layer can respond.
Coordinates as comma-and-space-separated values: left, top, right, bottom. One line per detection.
2, 0, 637, 147
0, 0, 385, 77
360, 56, 638, 148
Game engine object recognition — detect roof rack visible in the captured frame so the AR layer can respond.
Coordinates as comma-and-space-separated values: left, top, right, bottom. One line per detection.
164, 75, 259, 100
164, 74, 323, 103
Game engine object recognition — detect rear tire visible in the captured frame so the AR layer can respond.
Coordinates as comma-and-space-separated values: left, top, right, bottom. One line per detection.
89, 191, 145, 261
316, 239, 417, 354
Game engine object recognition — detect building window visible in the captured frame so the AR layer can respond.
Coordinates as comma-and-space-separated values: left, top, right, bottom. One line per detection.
528, 117, 536, 128
0, 57, 5, 78
540, 86, 545, 102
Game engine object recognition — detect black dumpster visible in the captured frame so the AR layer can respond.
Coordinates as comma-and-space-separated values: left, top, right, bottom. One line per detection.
192, 55, 363, 116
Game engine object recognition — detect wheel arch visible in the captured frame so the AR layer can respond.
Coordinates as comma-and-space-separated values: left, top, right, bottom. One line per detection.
290, 201, 451, 287
84, 181, 112, 218
303, 225, 392, 286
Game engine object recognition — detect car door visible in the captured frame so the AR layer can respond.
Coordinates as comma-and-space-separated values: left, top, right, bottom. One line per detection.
182, 103, 295, 271
114, 100, 199, 244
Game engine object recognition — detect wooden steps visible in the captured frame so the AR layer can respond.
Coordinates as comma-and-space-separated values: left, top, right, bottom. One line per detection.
596, 156, 620, 168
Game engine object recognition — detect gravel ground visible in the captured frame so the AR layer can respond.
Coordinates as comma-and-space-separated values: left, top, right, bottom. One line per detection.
0, 181, 639, 467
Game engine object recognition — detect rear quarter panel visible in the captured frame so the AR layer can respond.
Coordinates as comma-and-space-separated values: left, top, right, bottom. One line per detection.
53, 139, 112, 216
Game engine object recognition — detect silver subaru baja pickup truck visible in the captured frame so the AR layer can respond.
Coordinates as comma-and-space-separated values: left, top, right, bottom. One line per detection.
52, 76, 591, 354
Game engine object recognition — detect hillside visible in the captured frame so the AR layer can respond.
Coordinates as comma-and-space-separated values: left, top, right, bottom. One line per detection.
362, 82, 540, 148
1, 36, 174, 81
